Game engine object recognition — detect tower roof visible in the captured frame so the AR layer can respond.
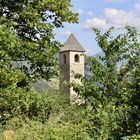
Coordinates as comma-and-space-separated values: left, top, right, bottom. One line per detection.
60, 33, 85, 52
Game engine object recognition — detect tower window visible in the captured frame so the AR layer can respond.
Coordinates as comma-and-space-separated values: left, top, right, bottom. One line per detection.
74, 54, 80, 62
63, 54, 66, 64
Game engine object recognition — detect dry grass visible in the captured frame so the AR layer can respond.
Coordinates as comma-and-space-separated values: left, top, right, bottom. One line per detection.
2, 130, 16, 140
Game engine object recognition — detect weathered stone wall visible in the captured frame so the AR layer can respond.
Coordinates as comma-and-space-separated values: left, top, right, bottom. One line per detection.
59, 51, 70, 93
59, 51, 84, 100
69, 51, 84, 100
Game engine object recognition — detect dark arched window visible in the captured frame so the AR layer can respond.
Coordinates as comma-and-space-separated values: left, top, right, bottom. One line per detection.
63, 54, 66, 64
74, 54, 80, 62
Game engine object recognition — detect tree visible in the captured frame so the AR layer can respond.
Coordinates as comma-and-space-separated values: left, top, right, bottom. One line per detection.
0, 0, 78, 87
73, 26, 140, 139
0, 0, 78, 125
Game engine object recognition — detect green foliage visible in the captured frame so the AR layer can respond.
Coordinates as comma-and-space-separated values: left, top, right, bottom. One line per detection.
1, 4, 140, 138
0, 116, 91, 140
122, 134, 140, 140
73, 26, 140, 139
0, 2, 81, 138
46, 124, 91, 140
0, 0, 78, 87
0, 85, 73, 124
0, 91, 92, 140
1, 88, 48, 124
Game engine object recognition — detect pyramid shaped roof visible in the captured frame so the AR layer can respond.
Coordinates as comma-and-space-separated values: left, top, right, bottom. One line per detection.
60, 33, 85, 52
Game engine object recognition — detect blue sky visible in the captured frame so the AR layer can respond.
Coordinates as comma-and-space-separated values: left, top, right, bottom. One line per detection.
55, 0, 140, 56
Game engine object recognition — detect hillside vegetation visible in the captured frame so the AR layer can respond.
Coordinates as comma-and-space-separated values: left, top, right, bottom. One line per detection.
0, 0, 140, 139
1, 26, 140, 140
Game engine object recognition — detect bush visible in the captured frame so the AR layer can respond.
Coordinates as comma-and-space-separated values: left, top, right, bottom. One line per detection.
0, 85, 70, 124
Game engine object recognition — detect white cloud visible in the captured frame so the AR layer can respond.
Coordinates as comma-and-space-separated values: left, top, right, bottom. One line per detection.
88, 11, 94, 17
77, 9, 84, 15
134, 2, 140, 9
134, 2, 140, 13
104, 8, 130, 26
104, 8, 140, 28
60, 30, 71, 38
83, 3, 140, 30
83, 18, 110, 30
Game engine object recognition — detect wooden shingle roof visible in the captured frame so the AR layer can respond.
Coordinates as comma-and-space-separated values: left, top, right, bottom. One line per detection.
60, 33, 85, 52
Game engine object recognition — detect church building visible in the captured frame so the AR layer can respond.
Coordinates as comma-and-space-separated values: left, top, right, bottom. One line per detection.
59, 33, 85, 100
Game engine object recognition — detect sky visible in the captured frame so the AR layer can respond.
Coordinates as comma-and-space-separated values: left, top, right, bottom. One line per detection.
55, 0, 140, 56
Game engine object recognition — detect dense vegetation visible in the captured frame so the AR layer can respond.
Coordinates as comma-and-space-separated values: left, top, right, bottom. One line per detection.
73, 26, 140, 139
0, 0, 78, 87
0, 0, 140, 139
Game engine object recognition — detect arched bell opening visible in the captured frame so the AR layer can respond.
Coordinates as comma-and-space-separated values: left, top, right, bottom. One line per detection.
74, 54, 80, 63
63, 54, 66, 64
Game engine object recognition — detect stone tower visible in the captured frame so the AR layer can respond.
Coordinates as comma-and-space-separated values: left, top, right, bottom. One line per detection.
59, 33, 85, 100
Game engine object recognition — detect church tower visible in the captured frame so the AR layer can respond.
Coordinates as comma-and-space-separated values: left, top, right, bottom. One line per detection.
59, 33, 85, 100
